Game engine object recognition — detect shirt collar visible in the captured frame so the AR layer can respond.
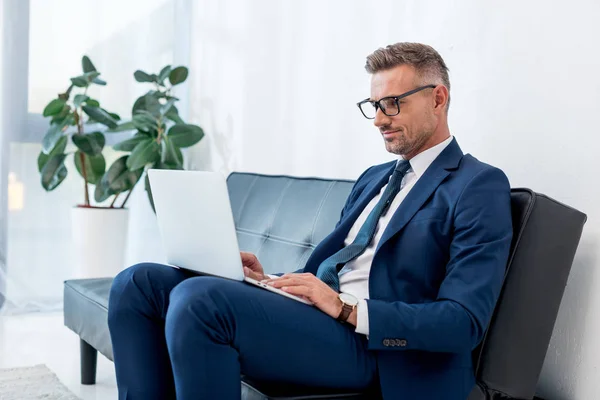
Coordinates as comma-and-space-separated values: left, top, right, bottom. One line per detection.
398, 135, 454, 179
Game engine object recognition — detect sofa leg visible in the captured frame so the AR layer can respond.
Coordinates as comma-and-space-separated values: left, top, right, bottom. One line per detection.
80, 339, 98, 385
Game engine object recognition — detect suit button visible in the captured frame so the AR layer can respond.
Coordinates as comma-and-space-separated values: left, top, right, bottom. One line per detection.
398, 339, 407, 347
383, 339, 390, 347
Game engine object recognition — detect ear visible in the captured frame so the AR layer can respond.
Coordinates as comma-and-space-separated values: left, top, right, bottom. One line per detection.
432, 85, 449, 113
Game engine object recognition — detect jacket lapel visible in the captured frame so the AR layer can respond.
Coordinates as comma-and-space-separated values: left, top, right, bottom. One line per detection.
375, 138, 463, 253
304, 161, 396, 272
336, 161, 397, 235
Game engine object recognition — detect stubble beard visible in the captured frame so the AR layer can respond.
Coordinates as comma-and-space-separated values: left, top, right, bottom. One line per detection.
385, 113, 437, 157
385, 127, 434, 157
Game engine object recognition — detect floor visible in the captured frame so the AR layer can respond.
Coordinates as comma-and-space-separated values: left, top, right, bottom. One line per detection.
0, 312, 118, 400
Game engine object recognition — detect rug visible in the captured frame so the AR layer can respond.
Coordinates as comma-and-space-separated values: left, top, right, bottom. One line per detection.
0, 364, 79, 400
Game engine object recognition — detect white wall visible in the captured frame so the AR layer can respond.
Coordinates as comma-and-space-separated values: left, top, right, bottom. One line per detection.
185, 1, 600, 398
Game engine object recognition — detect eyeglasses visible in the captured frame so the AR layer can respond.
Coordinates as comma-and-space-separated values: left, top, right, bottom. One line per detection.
356, 84, 437, 119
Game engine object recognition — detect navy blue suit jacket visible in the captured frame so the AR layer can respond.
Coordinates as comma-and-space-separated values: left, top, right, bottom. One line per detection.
302, 138, 513, 399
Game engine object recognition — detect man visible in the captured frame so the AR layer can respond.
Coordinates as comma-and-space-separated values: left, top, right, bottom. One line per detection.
108, 42, 513, 400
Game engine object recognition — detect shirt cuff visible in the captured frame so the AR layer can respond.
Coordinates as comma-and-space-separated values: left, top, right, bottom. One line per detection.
355, 299, 370, 336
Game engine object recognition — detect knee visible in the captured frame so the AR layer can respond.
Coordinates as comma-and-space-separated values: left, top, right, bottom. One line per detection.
168, 277, 233, 313
110, 263, 160, 300
108, 263, 181, 321
165, 277, 235, 346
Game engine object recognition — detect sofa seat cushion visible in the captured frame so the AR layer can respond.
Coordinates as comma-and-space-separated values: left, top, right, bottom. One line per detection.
64, 278, 114, 361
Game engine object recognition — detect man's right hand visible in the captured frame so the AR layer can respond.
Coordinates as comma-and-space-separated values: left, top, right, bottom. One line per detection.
241, 252, 267, 281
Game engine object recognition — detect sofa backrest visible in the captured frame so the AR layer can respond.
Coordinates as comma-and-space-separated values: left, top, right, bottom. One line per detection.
469, 189, 587, 400
227, 173, 353, 274
227, 173, 587, 400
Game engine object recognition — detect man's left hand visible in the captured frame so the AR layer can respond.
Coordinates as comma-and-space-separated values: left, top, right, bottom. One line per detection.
262, 273, 342, 319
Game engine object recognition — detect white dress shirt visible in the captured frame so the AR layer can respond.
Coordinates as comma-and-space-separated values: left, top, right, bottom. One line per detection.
341, 136, 454, 335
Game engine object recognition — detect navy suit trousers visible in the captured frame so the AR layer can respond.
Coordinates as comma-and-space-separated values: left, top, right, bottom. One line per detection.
107, 263, 377, 400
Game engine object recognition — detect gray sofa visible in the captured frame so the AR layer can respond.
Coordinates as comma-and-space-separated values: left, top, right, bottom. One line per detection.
64, 172, 587, 399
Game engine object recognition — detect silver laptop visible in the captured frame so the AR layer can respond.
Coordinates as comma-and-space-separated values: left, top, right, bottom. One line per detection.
147, 169, 312, 306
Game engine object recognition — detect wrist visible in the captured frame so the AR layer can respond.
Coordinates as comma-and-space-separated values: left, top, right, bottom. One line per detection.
346, 307, 358, 327
336, 292, 359, 323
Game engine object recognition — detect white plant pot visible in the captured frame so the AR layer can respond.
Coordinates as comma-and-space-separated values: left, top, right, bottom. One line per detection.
71, 207, 130, 278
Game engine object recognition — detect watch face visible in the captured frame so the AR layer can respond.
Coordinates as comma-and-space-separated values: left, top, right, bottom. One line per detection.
339, 292, 359, 306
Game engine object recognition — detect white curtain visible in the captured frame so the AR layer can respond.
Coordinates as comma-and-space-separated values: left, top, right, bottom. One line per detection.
0, 0, 6, 311
0, 0, 30, 313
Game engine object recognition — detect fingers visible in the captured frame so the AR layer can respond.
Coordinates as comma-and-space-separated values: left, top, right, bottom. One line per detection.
240, 252, 257, 264
265, 274, 319, 289
243, 267, 263, 280
262, 272, 314, 282
279, 284, 312, 297
265, 276, 296, 288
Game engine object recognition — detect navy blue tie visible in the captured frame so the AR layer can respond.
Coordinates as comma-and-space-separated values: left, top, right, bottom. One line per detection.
316, 160, 411, 291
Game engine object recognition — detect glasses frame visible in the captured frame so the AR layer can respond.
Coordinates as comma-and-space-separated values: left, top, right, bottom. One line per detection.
357, 84, 437, 119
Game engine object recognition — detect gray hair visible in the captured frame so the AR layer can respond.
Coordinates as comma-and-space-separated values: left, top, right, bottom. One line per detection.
365, 42, 450, 110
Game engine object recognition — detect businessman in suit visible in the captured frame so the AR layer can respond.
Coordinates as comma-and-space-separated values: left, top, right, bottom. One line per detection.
108, 42, 513, 400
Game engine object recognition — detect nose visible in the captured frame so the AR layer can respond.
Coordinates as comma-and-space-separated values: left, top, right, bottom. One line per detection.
373, 107, 391, 128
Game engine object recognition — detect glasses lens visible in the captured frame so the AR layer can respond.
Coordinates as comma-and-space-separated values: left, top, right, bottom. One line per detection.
359, 101, 377, 119
379, 98, 399, 116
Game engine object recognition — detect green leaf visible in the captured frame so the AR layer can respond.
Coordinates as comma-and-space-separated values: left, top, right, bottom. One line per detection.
41, 154, 68, 191
127, 140, 160, 170
97, 156, 143, 200
132, 111, 158, 133
108, 112, 121, 121
157, 161, 184, 170
92, 77, 107, 86
167, 124, 204, 148
158, 65, 172, 83
73, 94, 89, 108
134, 70, 154, 83
38, 135, 68, 172
42, 123, 66, 154
151, 91, 177, 101
72, 132, 105, 155
70, 76, 88, 87
86, 98, 100, 107
82, 105, 118, 129
107, 121, 135, 133
58, 84, 74, 101
144, 93, 162, 117
50, 106, 71, 125
162, 137, 183, 167
114, 133, 152, 152
169, 66, 189, 85
43, 99, 66, 117
82, 56, 96, 73
132, 94, 146, 114
84, 71, 101, 82
132, 92, 162, 115
160, 98, 177, 116
94, 179, 112, 203
74, 151, 106, 184
165, 105, 185, 124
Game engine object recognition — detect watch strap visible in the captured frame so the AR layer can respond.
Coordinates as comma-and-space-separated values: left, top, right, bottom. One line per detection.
337, 303, 354, 322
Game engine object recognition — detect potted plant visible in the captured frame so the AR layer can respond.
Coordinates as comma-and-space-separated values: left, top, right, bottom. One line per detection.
38, 56, 142, 278
108, 64, 204, 211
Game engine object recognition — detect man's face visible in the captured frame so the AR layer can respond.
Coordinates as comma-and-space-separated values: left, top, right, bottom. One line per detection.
370, 65, 438, 159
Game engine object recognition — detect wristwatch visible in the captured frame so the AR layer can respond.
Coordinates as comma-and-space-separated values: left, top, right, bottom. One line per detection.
337, 292, 359, 322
